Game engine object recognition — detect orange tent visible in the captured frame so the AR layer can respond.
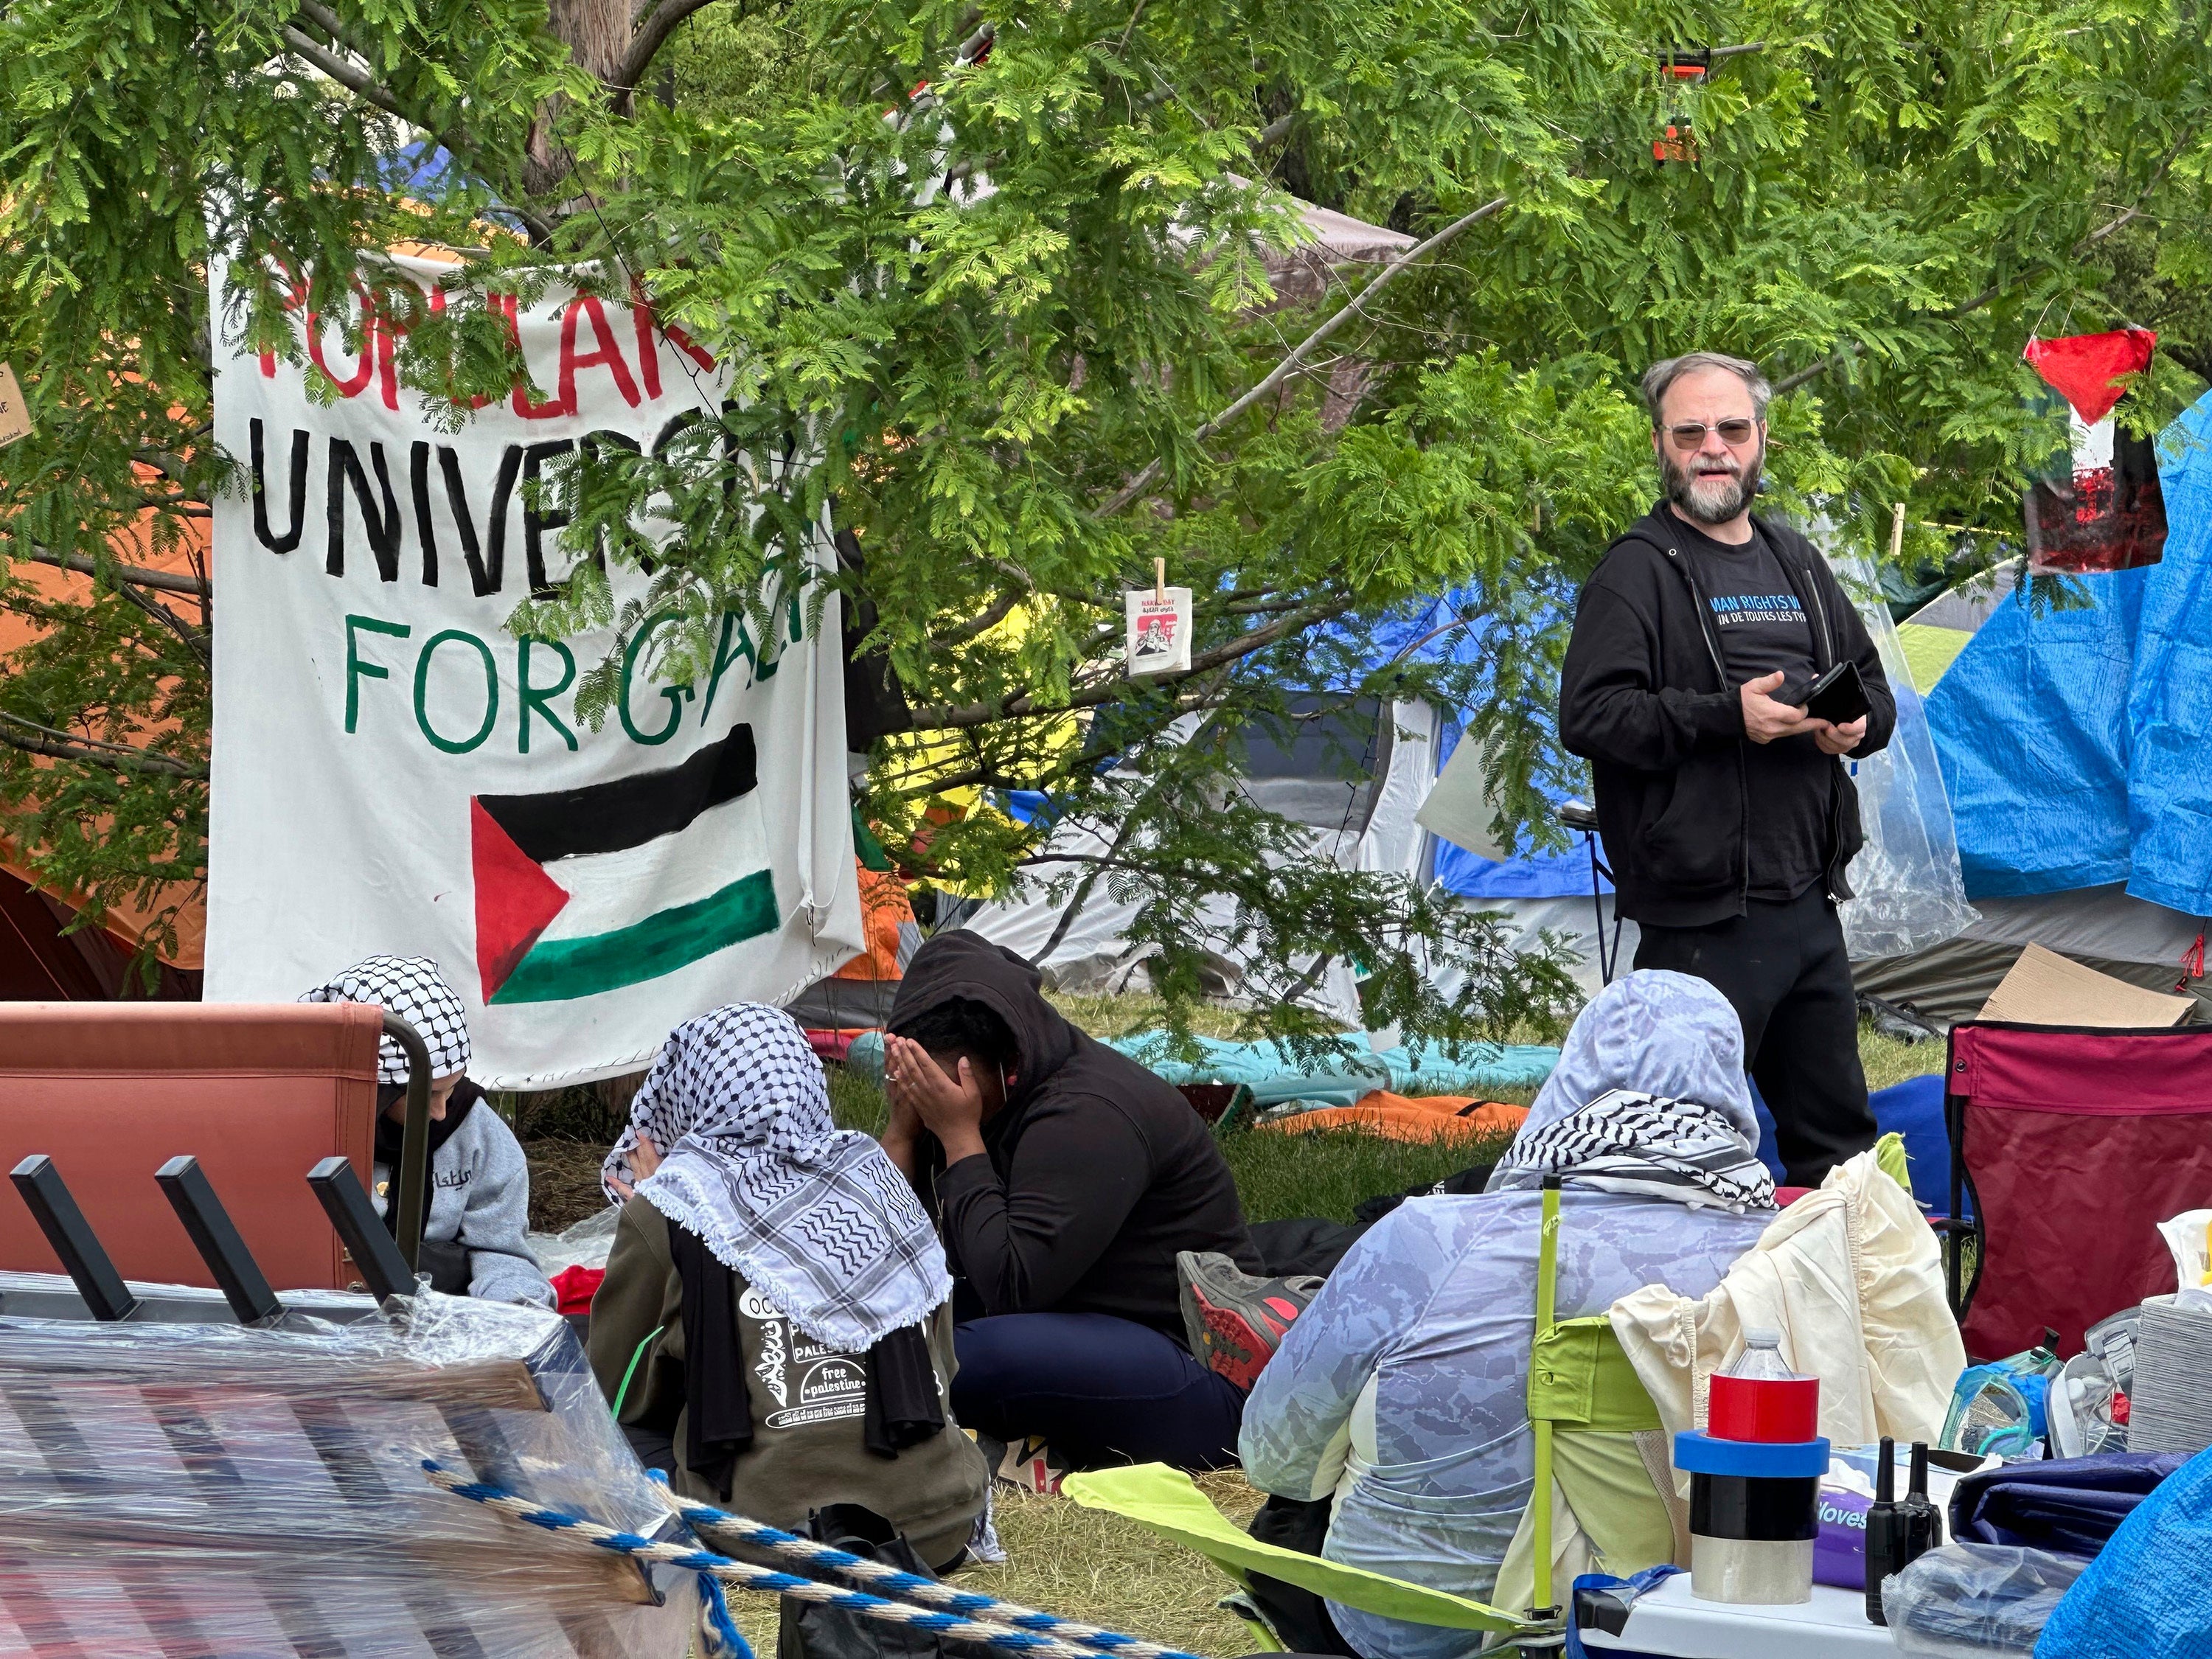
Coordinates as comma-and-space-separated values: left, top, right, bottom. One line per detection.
0, 500, 209, 981
787, 815, 920, 1033
1266, 1091, 1529, 1145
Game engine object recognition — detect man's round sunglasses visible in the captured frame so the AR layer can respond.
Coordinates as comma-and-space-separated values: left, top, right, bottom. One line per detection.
1662, 418, 1761, 451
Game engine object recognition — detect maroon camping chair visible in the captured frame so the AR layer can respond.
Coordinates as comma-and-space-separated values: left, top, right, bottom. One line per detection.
1945, 1020, 2212, 1360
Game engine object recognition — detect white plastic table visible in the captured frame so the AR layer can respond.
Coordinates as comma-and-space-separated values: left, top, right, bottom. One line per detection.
1578, 1577, 1901, 1657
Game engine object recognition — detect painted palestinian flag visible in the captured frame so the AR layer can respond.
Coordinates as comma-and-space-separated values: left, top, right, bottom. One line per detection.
471, 727, 779, 1004
2023, 327, 2168, 574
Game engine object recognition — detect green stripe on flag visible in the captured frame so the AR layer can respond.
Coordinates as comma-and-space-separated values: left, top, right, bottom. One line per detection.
490, 869, 780, 1004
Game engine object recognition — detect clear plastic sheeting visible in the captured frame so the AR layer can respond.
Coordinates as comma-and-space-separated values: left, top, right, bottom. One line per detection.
0, 1288, 696, 1658
529, 1204, 622, 1276
1820, 538, 1980, 961
1880, 1543, 2086, 1657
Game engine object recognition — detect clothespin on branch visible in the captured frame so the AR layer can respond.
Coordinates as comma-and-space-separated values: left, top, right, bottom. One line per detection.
1155, 557, 1166, 602
1889, 502, 1907, 565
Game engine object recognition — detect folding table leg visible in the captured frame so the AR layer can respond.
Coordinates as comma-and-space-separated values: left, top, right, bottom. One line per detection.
10, 1156, 139, 1323
154, 1157, 285, 1326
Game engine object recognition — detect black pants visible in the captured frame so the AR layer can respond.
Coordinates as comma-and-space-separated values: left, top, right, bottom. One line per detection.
1633, 884, 1877, 1188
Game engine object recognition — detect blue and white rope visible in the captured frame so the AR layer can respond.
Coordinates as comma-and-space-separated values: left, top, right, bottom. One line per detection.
668, 1492, 1188, 1659
421, 1461, 1203, 1659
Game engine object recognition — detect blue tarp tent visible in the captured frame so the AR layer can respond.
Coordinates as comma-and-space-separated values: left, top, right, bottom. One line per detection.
1362, 594, 1613, 902
1857, 392, 2212, 1018
967, 587, 1629, 1005
1924, 393, 2212, 915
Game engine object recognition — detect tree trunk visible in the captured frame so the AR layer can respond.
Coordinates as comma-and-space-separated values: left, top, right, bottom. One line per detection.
525, 0, 641, 200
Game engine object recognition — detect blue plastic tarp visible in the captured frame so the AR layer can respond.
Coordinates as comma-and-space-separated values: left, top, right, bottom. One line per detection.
1427, 717, 1607, 899
1354, 591, 1601, 901
842, 1029, 1559, 1103
1104, 1033, 1562, 1106
1926, 566, 2146, 898
2126, 406, 2212, 916
2034, 1447, 2212, 1658
1927, 392, 2212, 915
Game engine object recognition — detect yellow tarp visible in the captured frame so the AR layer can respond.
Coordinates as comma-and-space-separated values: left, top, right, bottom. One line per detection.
1896, 621, 1972, 695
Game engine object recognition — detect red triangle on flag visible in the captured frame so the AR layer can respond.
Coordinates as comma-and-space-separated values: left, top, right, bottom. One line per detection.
2024, 328, 2158, 425
471, 799, 571, 1001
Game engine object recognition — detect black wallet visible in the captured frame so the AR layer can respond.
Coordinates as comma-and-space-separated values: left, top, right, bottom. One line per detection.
1803, 658, 1871, 724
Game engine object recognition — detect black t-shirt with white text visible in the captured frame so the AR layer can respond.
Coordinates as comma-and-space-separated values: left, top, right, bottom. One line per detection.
1668, 512, 1834, 901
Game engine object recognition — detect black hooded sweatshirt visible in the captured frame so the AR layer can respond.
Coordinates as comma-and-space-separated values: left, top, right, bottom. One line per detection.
1557, 507, 1896, 928
889, 931, 1262, 1345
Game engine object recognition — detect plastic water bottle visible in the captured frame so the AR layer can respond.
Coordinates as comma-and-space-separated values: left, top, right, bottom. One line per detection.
1725, 1329, 1795, 1380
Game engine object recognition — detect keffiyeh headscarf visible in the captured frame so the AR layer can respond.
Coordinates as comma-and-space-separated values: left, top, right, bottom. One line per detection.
603, 1004, 952, 1352
302, 956, 472, 1084
1488, 970, 1775, 1212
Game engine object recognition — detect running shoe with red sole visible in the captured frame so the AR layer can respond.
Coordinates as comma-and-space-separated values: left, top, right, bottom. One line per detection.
1176, 1250, 1324, 1390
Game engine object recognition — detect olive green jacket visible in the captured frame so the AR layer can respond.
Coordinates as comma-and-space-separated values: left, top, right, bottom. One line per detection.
588, 1196, 987, 1569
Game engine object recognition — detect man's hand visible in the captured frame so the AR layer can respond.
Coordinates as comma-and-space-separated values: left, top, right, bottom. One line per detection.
1740, 670, 1818, 745
1814, 715, 1868, 757
883, 1034, 989, 1165
608, 1132, 660, 1200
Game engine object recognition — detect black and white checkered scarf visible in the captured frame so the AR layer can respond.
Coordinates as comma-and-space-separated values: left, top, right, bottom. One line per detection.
302, 955, 472, 1084
1488, 970, 1776, 1212
1492, 1087, 1775, 1211
602, 1004, 951, 1352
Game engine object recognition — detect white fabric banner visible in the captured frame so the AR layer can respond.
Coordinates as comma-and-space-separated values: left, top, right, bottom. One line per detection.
204, 256, 861, 1088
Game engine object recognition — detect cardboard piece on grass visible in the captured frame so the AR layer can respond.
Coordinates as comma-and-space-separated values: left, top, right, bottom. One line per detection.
1413, 731, 1509, 860
1125, 586, 1192, 676
1979, 942, 2192, 1028
0, 364, 29, 449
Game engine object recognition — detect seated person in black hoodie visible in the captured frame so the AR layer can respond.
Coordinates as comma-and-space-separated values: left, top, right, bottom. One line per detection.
881, 931, 1263, 1473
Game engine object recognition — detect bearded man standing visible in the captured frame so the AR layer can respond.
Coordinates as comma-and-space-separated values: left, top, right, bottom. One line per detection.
1558, 352, 1896, 1188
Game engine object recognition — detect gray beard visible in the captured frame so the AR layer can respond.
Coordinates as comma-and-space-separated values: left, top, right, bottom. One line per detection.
1663, 449, 1763, 525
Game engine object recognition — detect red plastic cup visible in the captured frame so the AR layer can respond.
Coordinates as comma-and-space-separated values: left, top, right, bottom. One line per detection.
1708, 1374, 1820, 1443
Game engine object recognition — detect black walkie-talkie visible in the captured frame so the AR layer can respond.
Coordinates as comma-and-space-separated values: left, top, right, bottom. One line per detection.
1902, 1441, 1944, 1562
1865, 1436, 1905, 1625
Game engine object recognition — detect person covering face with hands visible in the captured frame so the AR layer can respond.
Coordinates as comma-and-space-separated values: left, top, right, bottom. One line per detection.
1557, 352, 1896, 1188
880, 930, 1263, 1476
882, 1030, 1001, 1170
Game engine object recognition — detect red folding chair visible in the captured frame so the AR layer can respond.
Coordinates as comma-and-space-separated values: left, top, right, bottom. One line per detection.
1945, 1020, 2212, 1359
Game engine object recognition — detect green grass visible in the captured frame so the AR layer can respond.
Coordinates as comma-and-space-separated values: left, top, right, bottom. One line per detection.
1222, 1124, 1517, 1222
721, 1472, 1268, 1658
1860, 1027, 1947, 1092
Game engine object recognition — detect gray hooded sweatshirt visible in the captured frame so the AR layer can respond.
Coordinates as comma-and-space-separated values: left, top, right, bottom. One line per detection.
371, 1104, 552, 1307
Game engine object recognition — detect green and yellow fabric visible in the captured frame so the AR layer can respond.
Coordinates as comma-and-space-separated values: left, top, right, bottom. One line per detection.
1061, 1464, 1543, 1649
1497, 1178, 1681, 1618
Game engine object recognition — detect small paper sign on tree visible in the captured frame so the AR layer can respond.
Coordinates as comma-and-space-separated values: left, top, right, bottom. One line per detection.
0, 364, 31, 450
1126, 559, 1192, 676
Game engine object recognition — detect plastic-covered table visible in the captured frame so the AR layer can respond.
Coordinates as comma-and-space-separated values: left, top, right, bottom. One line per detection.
1578, 1576, 1899, 1656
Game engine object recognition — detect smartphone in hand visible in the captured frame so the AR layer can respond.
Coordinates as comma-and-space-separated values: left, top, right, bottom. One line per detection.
1802, 659, 1871, 725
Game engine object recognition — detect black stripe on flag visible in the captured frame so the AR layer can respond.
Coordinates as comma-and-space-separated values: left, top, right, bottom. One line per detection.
477, 726, 758, 863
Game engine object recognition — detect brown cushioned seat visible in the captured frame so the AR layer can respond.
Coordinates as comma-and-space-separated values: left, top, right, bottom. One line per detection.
0, 1002, 381, 1292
